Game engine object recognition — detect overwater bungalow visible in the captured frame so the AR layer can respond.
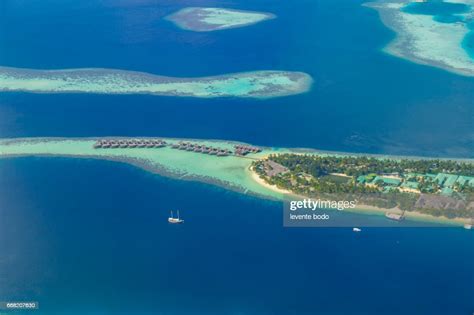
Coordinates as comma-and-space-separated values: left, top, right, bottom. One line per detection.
99, 140, 110, 148
236, 149, 249, 156
234, 145, 260, 154
154, 140, 166, 147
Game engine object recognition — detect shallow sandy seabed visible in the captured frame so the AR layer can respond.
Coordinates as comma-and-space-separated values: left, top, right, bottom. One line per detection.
165, 7, 276, 32
0, 138, 286, 199
365, 0, 474, 76
1, 137, 472, 225
0, 67, 312, 98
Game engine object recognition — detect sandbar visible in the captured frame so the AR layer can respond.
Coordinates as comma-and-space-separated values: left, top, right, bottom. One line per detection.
165, 7, 276, 32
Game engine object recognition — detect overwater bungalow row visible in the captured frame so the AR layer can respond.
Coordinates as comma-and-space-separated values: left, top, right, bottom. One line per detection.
217, 150, 231, 156
234, 145, 261, 154
234, 149, 249, 156
93, 140, 106, 148
169, 142, 232, 157
93, 139, 167, 149
93, 139, 117, 148
175, 141, 192, 150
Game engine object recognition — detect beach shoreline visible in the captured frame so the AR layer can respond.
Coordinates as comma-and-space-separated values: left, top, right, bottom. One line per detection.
247, 166, 471, 226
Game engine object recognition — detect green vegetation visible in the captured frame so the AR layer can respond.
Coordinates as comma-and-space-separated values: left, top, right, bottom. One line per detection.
266, 154, 474, 177
253, 154, 474, 218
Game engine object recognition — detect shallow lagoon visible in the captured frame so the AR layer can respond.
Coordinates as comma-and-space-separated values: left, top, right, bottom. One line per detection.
0, 67, 312, 98
367, 0, 474, 76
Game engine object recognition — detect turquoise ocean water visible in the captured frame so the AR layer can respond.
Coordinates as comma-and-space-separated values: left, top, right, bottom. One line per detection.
0, 1, 473, 314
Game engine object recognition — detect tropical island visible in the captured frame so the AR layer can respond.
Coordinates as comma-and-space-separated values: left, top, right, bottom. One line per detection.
165, 7, 276, 32
0, 67, 312, 98
253, 154, 474, 220
365, 0, 474, 76
1, 137, 474, 226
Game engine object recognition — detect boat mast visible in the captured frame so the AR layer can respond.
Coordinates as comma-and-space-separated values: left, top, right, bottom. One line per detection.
177, 210, 180, 220
170, 210, 173, 218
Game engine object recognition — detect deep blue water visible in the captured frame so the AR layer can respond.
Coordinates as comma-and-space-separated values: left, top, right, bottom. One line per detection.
0, 0, 473, 157
1, 158, 473, 315
403, 1, 470, 16
0, 1, 474, 314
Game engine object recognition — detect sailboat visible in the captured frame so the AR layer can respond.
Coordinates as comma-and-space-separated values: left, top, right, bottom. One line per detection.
168, 210, 184, 224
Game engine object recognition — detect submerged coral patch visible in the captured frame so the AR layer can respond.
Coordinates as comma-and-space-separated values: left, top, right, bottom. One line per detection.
165, 7, 275, 32
0, 67, 312, 99
365, 0, 474, 76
